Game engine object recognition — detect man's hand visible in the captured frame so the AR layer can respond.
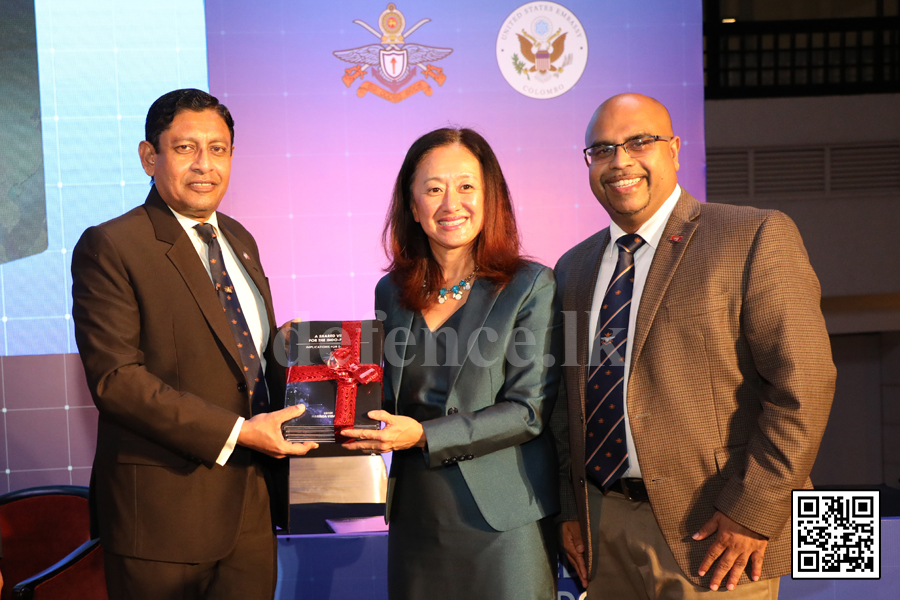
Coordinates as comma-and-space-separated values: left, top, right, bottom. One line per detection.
560, 520, 588, 588
693, 511, 768, 591
340, 410, 426, 453
237, 404, 318, 458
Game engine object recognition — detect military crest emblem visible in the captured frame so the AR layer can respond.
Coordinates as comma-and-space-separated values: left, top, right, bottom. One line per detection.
334, 4, 453, 103
496, 2, 589, 99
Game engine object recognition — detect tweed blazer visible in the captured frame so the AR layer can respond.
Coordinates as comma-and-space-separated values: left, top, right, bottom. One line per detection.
551, 190, 835, 586
72, 187, 287, 563
377, 262, 563, 531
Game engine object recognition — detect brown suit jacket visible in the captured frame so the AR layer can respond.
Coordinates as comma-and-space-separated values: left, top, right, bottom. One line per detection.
552, 190, 835, 586
71, 187, 287, 563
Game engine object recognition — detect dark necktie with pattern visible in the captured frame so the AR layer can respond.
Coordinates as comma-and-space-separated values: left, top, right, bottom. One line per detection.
585, 233, 646, 489
194, 223, 270, 415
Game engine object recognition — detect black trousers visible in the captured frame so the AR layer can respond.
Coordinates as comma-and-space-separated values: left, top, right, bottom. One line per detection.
103, 465, 276, 600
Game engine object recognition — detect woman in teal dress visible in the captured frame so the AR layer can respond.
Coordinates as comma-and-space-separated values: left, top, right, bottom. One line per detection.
341, 128, 562, 599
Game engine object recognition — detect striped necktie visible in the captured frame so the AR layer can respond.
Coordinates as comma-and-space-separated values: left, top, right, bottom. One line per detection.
194, 223, 270, 415
585, 233, 645, 489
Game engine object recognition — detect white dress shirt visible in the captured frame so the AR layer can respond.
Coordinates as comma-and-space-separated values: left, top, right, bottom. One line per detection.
587, 185, 682, 478
169, 207, 270, 465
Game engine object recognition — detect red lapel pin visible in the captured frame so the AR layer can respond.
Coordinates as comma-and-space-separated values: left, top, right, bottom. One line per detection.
669, 235, 683, 243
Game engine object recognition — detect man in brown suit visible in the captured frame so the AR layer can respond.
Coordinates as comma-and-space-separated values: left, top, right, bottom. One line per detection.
72, 89, 317, 599
552, 93, 835, 598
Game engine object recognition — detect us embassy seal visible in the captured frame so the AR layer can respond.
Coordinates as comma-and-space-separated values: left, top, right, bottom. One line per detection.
334, 3, 453, 103
496, 2, 588, 99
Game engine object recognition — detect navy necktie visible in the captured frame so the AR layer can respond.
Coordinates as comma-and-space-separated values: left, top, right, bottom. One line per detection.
585, 233, 645, 489
194, 223, 270, 415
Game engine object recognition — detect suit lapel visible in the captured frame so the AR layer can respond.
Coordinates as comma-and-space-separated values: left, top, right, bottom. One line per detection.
144, 188, 244, 372
629, 191, 701, 373
445, 278, 499, 395
218, 220, 276, 332
388, 305, 414, 414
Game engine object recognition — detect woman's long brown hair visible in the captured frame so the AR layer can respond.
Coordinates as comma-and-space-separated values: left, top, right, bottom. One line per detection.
382, 128, 525, 312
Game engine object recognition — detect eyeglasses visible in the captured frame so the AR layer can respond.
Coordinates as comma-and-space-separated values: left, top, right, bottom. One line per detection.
583, 136, 674, 166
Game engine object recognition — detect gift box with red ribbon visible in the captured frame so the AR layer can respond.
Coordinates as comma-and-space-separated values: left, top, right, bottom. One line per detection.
282, 320, 384, 443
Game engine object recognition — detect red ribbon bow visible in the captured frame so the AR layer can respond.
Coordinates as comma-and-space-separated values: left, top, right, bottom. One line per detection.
286, 321, 383, 432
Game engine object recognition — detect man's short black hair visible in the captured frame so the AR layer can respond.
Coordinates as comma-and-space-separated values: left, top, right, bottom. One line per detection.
144, 88, 234, 152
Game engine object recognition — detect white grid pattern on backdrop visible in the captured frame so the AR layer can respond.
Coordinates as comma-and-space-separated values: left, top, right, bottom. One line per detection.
0, 0, 209, 358
0, 0, 208, 493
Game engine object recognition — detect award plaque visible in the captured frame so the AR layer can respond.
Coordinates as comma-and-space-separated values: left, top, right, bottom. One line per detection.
281, 320, 384, 443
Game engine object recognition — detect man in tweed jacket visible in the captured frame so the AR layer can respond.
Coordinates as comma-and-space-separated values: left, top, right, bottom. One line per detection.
552, 93, 835, 599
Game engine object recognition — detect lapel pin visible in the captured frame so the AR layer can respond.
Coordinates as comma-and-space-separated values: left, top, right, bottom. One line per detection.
242, 252, 250, 260
669, 235, 683, 243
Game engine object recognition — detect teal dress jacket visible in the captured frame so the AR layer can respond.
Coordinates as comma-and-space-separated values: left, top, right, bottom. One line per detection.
376, 261, 563, 531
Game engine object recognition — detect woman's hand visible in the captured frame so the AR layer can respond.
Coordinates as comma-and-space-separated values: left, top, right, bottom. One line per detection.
340, 410, 427, 453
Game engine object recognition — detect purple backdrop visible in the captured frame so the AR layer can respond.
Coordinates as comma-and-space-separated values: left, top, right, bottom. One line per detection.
204, 0, 705, 324
1, 0, 704, 495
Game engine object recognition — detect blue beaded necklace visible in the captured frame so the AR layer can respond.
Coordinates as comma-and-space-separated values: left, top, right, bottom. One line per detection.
436, 268, 477, 304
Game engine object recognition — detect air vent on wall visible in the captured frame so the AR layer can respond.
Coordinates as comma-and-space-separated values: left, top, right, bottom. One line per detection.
707, 142, 900, 201
706, 151, 749, 197
830, 144, 900, 192
754, 148, 826, 194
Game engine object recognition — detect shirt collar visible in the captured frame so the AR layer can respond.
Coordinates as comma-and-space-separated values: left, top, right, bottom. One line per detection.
167, 205, 221, 237
607, 184, 682, 254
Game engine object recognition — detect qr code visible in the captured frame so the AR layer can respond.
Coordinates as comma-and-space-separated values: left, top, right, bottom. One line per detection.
792, 490, 880, 579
